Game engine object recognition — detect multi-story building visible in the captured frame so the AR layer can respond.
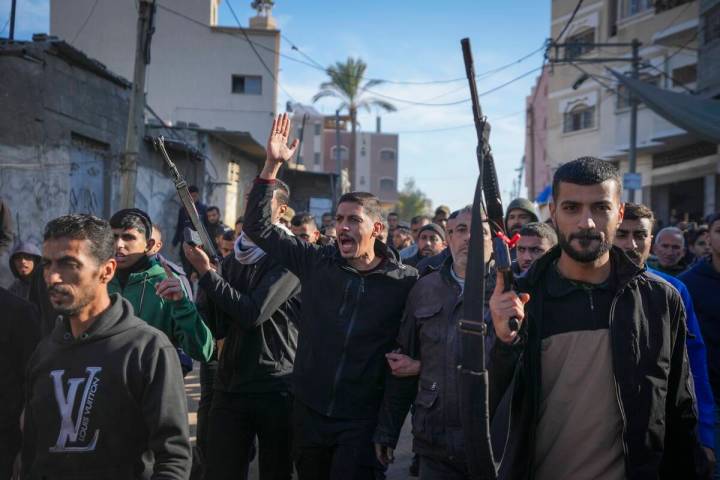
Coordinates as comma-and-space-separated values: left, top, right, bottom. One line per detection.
290, 105, 400, 209
525, 66, 552, 202
539, 0, 718, 223
698, 0, 720, 98
50, 0, 279, 144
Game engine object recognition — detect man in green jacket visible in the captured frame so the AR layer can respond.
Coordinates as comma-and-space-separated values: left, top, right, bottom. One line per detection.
108, 208, 213, 362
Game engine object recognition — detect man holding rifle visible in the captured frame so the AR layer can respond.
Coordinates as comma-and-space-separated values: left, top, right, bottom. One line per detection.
243, 113, 417, 480
488, 157, 699, 479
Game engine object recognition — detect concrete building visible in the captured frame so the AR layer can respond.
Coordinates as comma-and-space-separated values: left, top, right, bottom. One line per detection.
698, 0, 720, 98
50, 0, 280, 144
540, 0, 718, 223
525, 66, 552, 202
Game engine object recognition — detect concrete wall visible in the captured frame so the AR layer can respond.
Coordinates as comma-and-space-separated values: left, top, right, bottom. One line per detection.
51, 0, 280, 144
524, 67, 551, 200
0, 42, 130, 286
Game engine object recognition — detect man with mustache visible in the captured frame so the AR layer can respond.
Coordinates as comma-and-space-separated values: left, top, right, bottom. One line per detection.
23, 214, 191, 479
515, 222, 557, 274
489, 157, 699, 479
505, 198, 539, 236
374, 205, 494, 478
613, 203, 715, 475
403, 223, 447, 268
243, 114, 418, 480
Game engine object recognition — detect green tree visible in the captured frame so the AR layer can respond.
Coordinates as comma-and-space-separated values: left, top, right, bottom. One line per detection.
396, 178, 432, 221
313, 57, 396, 188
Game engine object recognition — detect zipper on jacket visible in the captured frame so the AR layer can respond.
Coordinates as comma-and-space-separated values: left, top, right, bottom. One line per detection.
326, 276, 365, 416
138, 273, 149, 316
608, 293, 630, 471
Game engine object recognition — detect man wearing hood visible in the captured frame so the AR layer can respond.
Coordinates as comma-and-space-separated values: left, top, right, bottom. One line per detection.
504, 198, 539, 236
8, 241, 42, 299
108, 208, 213, 363
681, 212, 720, 478
22, 214, 190, 479
244, 114, 418, 480
184, 178, 301, 480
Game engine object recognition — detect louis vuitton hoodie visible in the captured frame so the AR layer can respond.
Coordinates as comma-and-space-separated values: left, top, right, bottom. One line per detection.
22, 294, 191, 480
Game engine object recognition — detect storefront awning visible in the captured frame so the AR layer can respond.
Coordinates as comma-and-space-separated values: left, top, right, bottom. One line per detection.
609, 69, 720, 144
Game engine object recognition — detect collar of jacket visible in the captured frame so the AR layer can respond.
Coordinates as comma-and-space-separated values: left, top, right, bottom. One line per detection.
334, 238, 413, 278
519, 245, 644, 292
112, 257, 166, 288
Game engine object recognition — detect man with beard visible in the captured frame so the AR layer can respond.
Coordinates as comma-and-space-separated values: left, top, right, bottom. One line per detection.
614, 203, 715, 475
387, 212, 399, 239
23, 214, 191, 479
681, 213, 720, 478
403, 223, 447, 268
515, 223, 557, 274
184, 177, 300, 480
244, 113, 418, 480
108, 208, 213, 363
400, 216, 431, 261
504, 198, 538, 236
374, 205, 494, 479
207, 206, 231, 249
489, 157, 699, 479
393, 222, 413, 251
291, 213, 321, 244
647, 227, 688, 276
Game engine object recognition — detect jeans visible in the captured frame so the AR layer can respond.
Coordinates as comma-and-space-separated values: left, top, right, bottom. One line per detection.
205, 390, 293, 480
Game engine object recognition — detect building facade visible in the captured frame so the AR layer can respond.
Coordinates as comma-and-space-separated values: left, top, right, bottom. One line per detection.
50, 0, 280, 144
698, 0, 720, 98
540, 0, 718, 224
525, 66, 552, 202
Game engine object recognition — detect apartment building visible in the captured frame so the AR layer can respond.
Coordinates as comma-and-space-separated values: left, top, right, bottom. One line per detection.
541, 0, 718, 223
50, 0, 279, 144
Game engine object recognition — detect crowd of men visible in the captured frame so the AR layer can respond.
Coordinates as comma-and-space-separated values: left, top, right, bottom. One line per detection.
1, 113, 720, 480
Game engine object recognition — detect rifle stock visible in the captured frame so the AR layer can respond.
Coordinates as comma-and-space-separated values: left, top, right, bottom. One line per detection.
154, 136, 220, 262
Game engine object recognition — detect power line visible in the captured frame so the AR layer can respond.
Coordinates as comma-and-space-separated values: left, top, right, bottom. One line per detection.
640, 62, 695, 94
393, 110, 524, 134
225, 0, 296, 102
72, 0, 100, 43
554, 0, 585, 42
365, 66, 543, 107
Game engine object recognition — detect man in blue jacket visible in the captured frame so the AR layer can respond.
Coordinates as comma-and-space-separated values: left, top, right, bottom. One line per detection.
681, 212, 720, 478
615, 203, 715, 474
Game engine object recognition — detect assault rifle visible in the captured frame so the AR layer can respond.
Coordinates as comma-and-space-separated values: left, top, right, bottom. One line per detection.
457, 37, 521, 480
154, 136, 221, 265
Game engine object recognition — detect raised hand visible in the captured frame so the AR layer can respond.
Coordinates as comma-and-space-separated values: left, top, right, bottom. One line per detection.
266, 113, 300, 165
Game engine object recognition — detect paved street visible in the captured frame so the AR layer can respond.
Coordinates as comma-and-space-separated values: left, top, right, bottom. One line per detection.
185, 367, 415, 479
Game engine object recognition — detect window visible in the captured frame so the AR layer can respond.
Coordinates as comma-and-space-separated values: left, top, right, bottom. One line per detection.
564, 29, 595, 60
704, 4, 720, 44
619, 0, 653, 19
563, 104, 595, 132
380, 149, 396, 161
655, 0, 693, 14
231, 75, 262, 95
314, 153, 321, 165
379, 178, 396, 192
330, 146, 349, 161
672, 64, 697, 87
314, 123, 322, 135
616, 74, 659, 109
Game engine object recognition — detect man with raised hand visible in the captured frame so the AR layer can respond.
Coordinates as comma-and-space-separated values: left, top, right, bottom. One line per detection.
243, 113, 418, 480
489, 157, 698, 479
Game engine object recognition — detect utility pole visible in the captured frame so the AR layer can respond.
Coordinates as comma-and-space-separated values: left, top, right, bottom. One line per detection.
120, 0, 156, 209
333, 109, 341, 210
547, 38, 642, 202
628, 39, 640, 202
8, 0, 17, 40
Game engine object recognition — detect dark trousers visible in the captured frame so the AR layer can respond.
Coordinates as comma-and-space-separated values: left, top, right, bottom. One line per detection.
293, 400, 384, 480
419, 455, 469, 480
196, 360, 217, 461
206, 390, 293, 480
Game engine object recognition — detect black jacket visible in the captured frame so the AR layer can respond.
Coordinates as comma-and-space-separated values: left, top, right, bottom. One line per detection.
489, 246, 699, 479
198, 253, 301, 393
22, 295, 191, 480
0, 288, 40, 479
244, 179, 418, 419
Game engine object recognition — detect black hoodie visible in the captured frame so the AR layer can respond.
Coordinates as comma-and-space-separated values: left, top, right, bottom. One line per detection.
22, 294, 191, 480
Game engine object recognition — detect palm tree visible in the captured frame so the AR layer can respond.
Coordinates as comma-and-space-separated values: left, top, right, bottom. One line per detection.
313, 57, 396, 189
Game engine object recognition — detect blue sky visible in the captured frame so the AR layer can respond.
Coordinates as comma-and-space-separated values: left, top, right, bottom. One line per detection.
1, 0, 551, 211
